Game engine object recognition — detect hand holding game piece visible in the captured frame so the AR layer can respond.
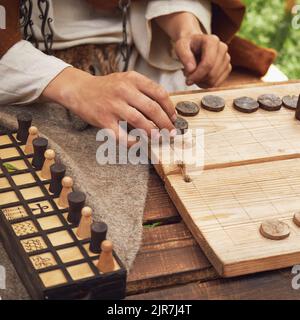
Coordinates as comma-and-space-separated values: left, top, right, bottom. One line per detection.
41, 149, 56, 179
97, 240, 115, 273
67, 191, 86, 225
58, 176, 73, 208
260, 219, 290, 240
32, 137, 48, 170
17, 113, 32, 143
76, 206, 92, 239
24, 126, 39, 154
175, 101, 200, 116
89, 221, 108, 254
233, 96, 259, 113
201, 95, 225, 112
258, 94, 282, 111
49, 163, 66, 196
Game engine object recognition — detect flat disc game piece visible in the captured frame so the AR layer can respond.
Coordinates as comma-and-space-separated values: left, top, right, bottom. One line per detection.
175, 101, 200, 116
174, 117, 188, 135
258, 94, 282, 111
260, 219, 290, 240
282, 95, 298, 110
201, 95, 225, 112
233, 96, 259, 113
293, 212, 300, 227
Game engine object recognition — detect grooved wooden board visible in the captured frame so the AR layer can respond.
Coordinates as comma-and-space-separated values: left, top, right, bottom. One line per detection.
151, 81, 300, 277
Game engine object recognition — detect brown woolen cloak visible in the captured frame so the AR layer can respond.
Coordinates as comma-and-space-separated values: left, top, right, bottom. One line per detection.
0, 0, 276, 76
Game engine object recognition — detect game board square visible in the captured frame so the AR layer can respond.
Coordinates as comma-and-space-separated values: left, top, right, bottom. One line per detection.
3, 160, 28, 172
0, 147, 20, 159
38, 215, 63, 230
29, 201, 54, 215
39, 269, 67, 287
12, 220, 38, 237
20, 186, 45, 200
21, 236, 47, 253
67, 263, 94, 280
30, 252, 57, 270
12, 173, 36, 186
2, 205, 28, 221
0, 177, 10, 190
0, 191, 19, 206
0, 135, 12, 146
47, 230, 73, 247
57, 246, 84, 263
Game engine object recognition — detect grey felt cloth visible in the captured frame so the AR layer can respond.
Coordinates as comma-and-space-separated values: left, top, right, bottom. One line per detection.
0, 103, 149, 300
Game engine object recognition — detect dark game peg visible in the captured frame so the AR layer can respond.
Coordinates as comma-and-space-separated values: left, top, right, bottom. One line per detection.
16, 113, 32, 143
295, 95, 300, 121
49, 163, 66, 197
89, 221, 108, 254
67, 191, 86, 225
32, 137, 48, 170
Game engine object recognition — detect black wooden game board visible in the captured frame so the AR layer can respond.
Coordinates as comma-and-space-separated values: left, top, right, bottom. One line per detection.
0, 127, 127, 300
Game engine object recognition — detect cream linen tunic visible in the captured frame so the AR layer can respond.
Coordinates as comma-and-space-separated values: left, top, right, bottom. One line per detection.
0, 0, 211, 105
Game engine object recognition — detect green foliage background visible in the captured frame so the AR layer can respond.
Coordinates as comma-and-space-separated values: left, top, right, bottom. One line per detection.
239, 0, 300, 78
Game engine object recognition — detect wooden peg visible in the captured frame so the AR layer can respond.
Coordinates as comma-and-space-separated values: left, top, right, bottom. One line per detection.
97, 240, 115, 273
76, 206, 92, 239
24, 126, 38, 154
41, 149, 55, 179
58, 176, 73, 208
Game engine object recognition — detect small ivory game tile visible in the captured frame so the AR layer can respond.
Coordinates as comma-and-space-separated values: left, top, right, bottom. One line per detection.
30, 252, 57, 270
20, 186, 44, 200
57, 246, 84, 263
48, 230, 73, 247
39, 269, 67, 287
67, 263, 94, 281
21, 236, 47, 253
12, 220, 38, 237
12, 173, 36, 186
38, 215, 63, 230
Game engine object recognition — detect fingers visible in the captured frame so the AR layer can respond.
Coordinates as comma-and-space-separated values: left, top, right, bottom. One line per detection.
175, 38, 197, 74
187, 35, 231, 87
214, 63, 232, 87
125, 71, 176, 123
187, 35, 220, 85
118, 104, 158, 137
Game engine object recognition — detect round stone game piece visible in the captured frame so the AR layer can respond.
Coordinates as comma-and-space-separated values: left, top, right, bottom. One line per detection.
32, 137, 48, 170
175, 101, 200, 116
17, 112, 32, 143
89, 221, 108, 254
67, 191, 86, 225
282, 95, 298, 110
258, 94, 282, 111
293, 212, 300, 227
259, 219, 290, 240
49, 163, 66, 196
201, 95, 225, 112
174, 117, 188, 135
233, 96, 259, 113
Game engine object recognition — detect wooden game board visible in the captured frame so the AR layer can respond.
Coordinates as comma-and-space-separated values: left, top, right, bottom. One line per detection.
151, 81, 300, 277
0, 129, 126, 299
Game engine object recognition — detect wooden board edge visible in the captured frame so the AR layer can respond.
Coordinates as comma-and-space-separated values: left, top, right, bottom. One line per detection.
164, 178, 225, 277
170, 80, 300, 97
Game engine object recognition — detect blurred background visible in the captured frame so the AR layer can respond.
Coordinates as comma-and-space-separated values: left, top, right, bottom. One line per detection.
240, 0, 300, 79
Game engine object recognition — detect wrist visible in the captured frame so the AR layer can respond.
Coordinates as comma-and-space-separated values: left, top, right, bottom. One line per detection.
42, 67, 93, 112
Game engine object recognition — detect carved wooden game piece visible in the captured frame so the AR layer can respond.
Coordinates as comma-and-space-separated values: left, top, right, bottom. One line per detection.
67, 191, 86, 225
282, 95, 298, 110
201, 95, 225, 112
17, 113, 32, 143
259, 219, 290, 240
174, 117, 188, 135
293, 212, 300, 227
41, 149, 55, 179
258, 94, 282, 111
58, 176, 73, 208
49, 163, 66, 196
32, 137, 48, 170
89, 221, 108, 254
175, 101, 200, 116
295, 95, 300, 121
233, 96, 259, 113
97, 240, 115, 273
76, 206, 92, 239
24, 126, 39, 154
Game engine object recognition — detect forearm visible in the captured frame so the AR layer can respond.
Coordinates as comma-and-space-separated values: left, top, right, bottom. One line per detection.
154, 12, 203, 42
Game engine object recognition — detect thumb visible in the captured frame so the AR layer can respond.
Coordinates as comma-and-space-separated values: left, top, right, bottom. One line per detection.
175, 38, 197, 74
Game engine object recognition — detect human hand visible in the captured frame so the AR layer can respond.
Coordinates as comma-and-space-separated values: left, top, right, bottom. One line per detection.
174, 34, 232, 88
42, 68, 176, 143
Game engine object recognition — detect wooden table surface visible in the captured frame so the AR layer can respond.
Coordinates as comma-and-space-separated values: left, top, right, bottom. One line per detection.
126, 68, 300, 300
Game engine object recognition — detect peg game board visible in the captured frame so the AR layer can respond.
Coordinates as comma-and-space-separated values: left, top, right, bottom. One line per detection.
0, 128, 126, 300
151, 81, 300, 277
